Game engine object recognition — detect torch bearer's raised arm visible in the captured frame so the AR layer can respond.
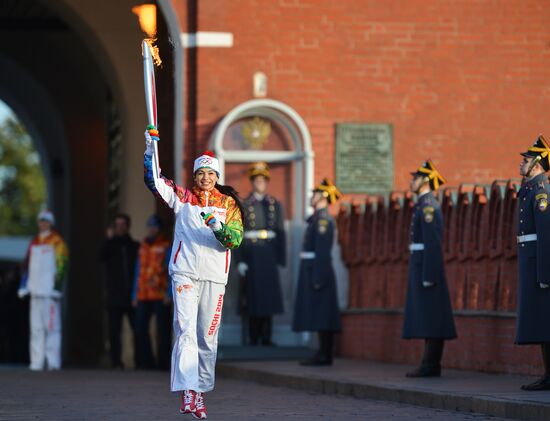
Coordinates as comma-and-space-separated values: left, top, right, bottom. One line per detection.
142, 40, 160, 179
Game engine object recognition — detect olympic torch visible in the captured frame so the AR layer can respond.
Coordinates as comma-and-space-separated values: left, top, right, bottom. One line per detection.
134, 4, 162, 178
142, 40, 160, 176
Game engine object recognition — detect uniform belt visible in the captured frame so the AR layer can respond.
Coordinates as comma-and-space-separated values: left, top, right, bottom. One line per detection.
300, 251, 316, 259
244, 229, 276, 240
409, 243, 425, 251
517, 234, 537, 244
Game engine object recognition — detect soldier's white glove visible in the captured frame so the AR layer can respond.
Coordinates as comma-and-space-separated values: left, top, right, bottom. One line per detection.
238, 262, 248, 277
51, 290, 63, 299
422, 281, 435, 288
539, 282, 550, 289
144, 130, 154, 155
17, 288, 29, 299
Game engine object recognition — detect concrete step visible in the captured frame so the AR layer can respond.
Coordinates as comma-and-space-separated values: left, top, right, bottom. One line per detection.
218, 345, 312, 361
217, 359, 550, 420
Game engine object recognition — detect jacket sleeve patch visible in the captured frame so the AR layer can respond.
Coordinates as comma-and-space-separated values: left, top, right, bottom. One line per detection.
318, 219, 329, 234
537, 195, 548, 212
423, 206, 435, 223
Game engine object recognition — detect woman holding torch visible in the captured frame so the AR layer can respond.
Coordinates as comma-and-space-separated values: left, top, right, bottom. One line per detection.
144, 127, 243, 419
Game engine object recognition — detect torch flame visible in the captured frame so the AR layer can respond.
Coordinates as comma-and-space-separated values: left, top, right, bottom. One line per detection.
144, 38, 162, 67
132, 4, 157, 38
133, 4, 162, 67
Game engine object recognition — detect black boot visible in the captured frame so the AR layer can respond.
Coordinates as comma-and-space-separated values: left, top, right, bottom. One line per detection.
300, 332, 334, 366
260, 317, 276, 346
406, 339, 443, 377
521, 343, 550, 391
248, 316, 260, 345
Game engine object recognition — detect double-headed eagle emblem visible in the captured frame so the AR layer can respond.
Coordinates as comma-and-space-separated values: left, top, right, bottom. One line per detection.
241, 117, 271, 149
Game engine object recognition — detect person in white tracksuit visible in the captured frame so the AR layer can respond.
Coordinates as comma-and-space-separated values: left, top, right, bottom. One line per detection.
143, 126, 243, 419
18, 210, 69, 371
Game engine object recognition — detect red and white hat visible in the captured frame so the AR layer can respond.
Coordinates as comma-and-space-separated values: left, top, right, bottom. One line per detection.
193, 151, 220, 176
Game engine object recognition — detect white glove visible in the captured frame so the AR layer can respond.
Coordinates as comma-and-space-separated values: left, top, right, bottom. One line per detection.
210, 220, 222, 232
51, 290, 63, 299
17, 288, 29, 299
238, 262, 249, 277
202, 212, 222, 232
144, 130, 154, 155
539, 282, 549, 289
422, 281, 434, 288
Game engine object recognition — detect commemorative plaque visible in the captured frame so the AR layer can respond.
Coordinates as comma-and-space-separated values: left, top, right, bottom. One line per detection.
335, 123, 393, 194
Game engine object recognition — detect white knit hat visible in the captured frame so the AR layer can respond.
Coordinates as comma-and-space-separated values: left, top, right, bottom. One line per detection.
193, 151, 220, 176
37, 210, 55, 225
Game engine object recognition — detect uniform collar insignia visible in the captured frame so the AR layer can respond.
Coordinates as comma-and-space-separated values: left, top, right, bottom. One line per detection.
418, 191, 433, 203
524, 173, 548, 188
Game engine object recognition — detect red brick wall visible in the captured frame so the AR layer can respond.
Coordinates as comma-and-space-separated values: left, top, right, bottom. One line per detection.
340, 312, 541, 375
171, 0, 550, 189
167, 0, 550, 373
335, 179, 548, 375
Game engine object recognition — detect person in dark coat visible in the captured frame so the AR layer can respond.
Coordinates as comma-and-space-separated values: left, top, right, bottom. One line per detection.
101, 213, 140, 369
516, 135, 550, 391
402, 160, 457, 377
293, 178, 342, 366
238, 162, 286, 345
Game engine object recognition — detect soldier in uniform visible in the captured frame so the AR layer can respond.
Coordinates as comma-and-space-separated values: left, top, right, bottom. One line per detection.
516, 135, 550, 391
238, 162, 286, 345
293, 178, 342, 366
402, 160, 457, 377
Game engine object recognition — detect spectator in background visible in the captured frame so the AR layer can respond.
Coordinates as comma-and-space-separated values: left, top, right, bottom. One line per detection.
18, 210, 69, 370
132, 214, 172, 370
101, 213, 139, 369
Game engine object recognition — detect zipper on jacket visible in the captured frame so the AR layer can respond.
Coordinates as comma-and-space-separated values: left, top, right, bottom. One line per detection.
225, 250, 229, 273
205, 191, 209, 207
173, 241, 182, 264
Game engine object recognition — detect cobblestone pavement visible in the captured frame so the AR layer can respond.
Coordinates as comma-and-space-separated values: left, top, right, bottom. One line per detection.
0, 367, 508, 420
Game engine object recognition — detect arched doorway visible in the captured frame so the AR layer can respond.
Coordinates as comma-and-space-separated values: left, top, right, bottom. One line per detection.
0, 0, 182, 366
210, 99, 314, 346
0, 56, 69, 235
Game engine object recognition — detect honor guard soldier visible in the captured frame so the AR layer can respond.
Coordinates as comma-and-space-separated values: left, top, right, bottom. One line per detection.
403, 160, 457, 377
293, 179, 342, 366
516, 135, 550, 391
238, 162, 286, 345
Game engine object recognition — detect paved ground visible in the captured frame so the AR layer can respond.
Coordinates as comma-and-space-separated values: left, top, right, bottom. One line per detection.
219, 359, 550, 403
0, 366, 506, 420
217, 359, 550, 420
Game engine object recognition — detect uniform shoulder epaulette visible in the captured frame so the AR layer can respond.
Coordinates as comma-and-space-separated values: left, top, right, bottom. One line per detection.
421, 196, 432, 206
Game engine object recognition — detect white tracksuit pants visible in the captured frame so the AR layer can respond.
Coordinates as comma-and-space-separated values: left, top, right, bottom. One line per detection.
30, 296, 62, 370
171, 274, 225, 392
